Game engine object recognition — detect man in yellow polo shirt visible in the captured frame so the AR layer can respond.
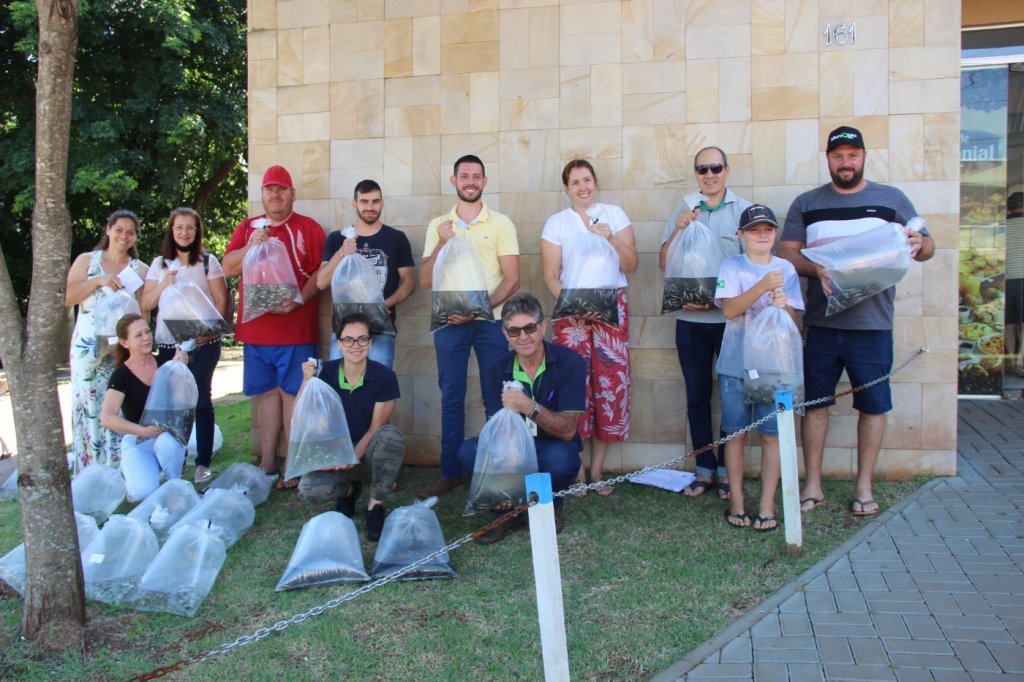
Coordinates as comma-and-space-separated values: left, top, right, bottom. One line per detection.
418, 154, 521, 498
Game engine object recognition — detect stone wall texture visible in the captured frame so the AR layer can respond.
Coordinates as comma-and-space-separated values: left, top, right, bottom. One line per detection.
246, 0, 961, 479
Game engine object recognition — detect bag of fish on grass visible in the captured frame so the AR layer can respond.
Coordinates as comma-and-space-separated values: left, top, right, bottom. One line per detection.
553, 230, 622, 325
743, 305, 804, 407
331, 239, 396, 337
285, 369, 358, 482
127, 478, 201, 543
0, 512, 99, 596
156, 269, 230, 343
130, 520, 226, 617
800, 220, 916, 317
81, 515, 160, 605
139, 359, 199, 446
168, 488, 254, 549
72, 463, 127, 524
430, 238, 493, 331
276, 511, 369, 591
207, 462, 278, 506
240, 225, 302, 323
662, 215, 725, 313
464, 387, 539, 516
371, 497, 456, 581
93, 289, 142, 358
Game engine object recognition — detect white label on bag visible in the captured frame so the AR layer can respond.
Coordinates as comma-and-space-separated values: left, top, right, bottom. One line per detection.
117, 267, 145, 295
88, 553, 105, 564
748, 369, 759, 380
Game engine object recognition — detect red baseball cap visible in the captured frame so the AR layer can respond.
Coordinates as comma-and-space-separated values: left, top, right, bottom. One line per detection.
262, 165, 293, 188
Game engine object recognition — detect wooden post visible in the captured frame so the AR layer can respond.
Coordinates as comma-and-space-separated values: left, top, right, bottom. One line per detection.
525, 473, 570, 681
775, 390, 803, 556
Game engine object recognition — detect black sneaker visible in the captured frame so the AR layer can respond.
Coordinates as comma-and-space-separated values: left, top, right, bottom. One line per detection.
365, 504, 386, 542
334, 481, 362, 518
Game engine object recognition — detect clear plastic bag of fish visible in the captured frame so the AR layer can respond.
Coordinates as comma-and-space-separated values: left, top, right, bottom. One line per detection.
662, 220, 724, 313
187, 423, 223, 459
331, 253, 396, 336
126, 478, 201, 542
168, 488, 255, 549
93, 289, 142, 357
800, 222, 912, 317
275, 511, 369, 591
370, 498, 456, 581
430, 238, 494, 331
130, 521, 227, 617
140, 359, 199, 446
241, 236, 302, 323
743, 306, 804, 407
81, 515, 160, 605
553, 231, 622, 325
0, 468, 17, 502
207, 462, 278, 505
0, 512, 99, 597
463, 408, 538, 516
285, 377, 358, 481
72, 463, 127, 524
157, 280, 230, 343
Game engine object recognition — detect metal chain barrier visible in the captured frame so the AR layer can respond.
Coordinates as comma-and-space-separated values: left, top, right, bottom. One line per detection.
128, 347, 927, 681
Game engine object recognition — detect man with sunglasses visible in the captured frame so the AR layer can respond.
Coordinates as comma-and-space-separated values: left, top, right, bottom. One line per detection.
659, 147, 751, 501
297, 312, 405, 542
458, 292, 586, 544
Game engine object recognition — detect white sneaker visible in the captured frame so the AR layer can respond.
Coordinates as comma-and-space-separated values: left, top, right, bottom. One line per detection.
194, 466, 212, 484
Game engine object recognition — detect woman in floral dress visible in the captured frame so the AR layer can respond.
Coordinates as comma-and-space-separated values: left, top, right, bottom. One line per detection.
66, 210, 148, 474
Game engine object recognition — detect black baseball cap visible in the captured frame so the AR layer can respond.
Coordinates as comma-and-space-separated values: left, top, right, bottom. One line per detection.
738, 204, 779, 231
826, 126, 865, 152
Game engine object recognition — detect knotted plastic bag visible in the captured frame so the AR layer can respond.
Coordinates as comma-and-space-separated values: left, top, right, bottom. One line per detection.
743, 306, 804, 406
72, 463, 127, 524
93, 289, 142, 357
140, 360, 199, 446
127, 479, 201, 543
662, 221, 724, 313
0, 512, 98, 597
130, 521, 227, 617
331, 253, 396, 336
370, 497, 456, 580
463, 407, 539, 516
241, 236, 302, 323
553, 231, 622, 325
207, 462, 278, 506
157, 280, 229, 343
800, 222, 912, 317
168, 488, 255, 549
430, 238, 493, 331
275, 511, 370, 591
285, 377, 358, 481
81, 515, 160, 605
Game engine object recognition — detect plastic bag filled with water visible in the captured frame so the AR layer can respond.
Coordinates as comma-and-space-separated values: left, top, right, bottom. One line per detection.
157, 280, 230, 343
742, 305, 804, 407
331, 253, 396, 336
285, 377, 358, 481
241, 237, 302, 323
72, 463, 127, 525
0, 512, 99, 597
93, 289, 142, 357
207, 462, 278, 506
127, 479, 201, 543
139, 359, 199, 446
463, 408, 538, 516
130, 521, 227, 617
552, 230, 623, 325
81, 515, 159, 605
168, 488, 254, 549
275, 511, 369, 591
430, 238, 493, 331
661, 220, 725, 313
370, 498, 456, 581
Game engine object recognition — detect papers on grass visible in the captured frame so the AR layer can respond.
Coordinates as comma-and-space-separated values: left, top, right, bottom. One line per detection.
629, 468, 695, 493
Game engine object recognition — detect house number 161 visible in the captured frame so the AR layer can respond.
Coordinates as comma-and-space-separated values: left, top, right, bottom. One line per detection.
823, 22, 857, 46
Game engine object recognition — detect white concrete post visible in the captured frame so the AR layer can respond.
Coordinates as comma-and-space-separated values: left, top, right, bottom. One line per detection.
525, 472, 570, 681
775, 389, 803, 556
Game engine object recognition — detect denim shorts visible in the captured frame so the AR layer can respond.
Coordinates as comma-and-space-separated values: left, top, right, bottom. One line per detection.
719, 375, 778, 437
243, 343, 316, 396
803, 327, 893, 414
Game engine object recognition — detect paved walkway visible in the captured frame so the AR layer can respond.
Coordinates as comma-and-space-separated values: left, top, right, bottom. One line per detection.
657, 399, 1024, 681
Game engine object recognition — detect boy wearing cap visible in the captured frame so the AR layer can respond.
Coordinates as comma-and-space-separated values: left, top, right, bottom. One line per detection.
715, 205, 804, 531
779, 126, 934, 517
222, 165, 327, 487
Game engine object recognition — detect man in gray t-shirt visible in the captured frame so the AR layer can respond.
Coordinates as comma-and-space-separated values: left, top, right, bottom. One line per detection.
779, 126, 934, 518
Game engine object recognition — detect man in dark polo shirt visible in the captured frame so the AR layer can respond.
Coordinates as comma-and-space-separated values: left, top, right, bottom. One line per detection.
457, 291, 586, 545
298, 312, 404, 541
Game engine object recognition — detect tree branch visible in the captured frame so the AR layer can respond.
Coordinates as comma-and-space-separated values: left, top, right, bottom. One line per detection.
194, 155, 239, 214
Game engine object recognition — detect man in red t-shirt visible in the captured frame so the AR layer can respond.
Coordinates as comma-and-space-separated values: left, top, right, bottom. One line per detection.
223, 165, 327, 486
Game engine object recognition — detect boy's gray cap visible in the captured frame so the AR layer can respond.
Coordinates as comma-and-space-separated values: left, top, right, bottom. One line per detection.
738, 204, 779, 231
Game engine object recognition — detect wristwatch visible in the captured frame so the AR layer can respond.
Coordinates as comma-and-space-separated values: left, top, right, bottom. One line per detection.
529, 402, 541, 421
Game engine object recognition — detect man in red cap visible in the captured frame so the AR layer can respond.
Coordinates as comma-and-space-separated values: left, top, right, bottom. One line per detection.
223, 165, 327, 487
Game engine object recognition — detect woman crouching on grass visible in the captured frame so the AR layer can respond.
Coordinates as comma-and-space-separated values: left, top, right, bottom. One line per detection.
100, 313, 188, 502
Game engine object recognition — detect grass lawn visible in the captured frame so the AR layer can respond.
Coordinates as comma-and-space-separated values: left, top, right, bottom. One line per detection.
0, 397, 925, 681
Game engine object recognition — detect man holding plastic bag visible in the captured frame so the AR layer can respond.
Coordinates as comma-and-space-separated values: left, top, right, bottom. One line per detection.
779, 126, 934, 517
457, 292, 585, 545
222, 165, 327, 487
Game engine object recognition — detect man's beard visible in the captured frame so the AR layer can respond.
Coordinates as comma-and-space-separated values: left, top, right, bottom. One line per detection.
358, 210, 379, 224
830, 165, 864, 190
456, 186, 482, 203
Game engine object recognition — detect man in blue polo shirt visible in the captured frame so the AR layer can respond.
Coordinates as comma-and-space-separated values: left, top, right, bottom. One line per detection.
457, 291, 586, 545
298, 312, 404, 541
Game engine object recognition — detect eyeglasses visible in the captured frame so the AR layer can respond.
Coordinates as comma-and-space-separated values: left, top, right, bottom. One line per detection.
505, 322, 539, 337
695, 164, 725, 176
340, 335, 371, 348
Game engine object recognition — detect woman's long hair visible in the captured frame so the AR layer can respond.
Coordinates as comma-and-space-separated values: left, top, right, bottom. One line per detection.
160, 207, 204, 266
111, 312, 145, 366
93, 209, 141, 259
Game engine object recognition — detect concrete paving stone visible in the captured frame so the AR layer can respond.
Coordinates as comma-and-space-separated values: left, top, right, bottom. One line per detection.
906, 519, 941, 537
928, 670, 974, 682
880, 638, 954, 655
835, 590, 869, 614
866, 599, 932, 615
719, 635, 751, 664
903, 614, 945, 639
952, 592, 996, 616
857, 573, 890, 591
685, 662, 753, 679
805, 574, 830, 591
805, 591, 838, 614
786, 663, 825, 681
969, 573, 1012, 594
935, 614, 1008, 630
812, 622, 880, 638
961, 673, 1024, 682
956, 556, 1021, 573
753, 646, 820, 663
870, 613, 911, 639
948, 640, 1001, 672
750, 614, 781, 638
986, 641, 1024, 673
939, 625, 1015, 643
969, 538, 1012, 557
828, 573, 861, 591
892, 668, 938, 682
921, 591, 963, 615
779, 612, 812, 636
849, 637, 889, 666
831, 556, 853, 573
702, 651, 720, 663
883, 573, 921, 591
750, 663, 789, 681
816, 636, 854, 664
991, 602, 1024, 618
1001, 616, 1024, 643
750, 635, 817, 650
1000, 573, 1024, 593
809, 612, 874, 626
887, 653, 964, 670
852, 559, 912, 572
779, 592, 805, 613
944, 538, 982, 554
822, 663, 897, 680
914, 577, 976, 594
901, 553, 940, 571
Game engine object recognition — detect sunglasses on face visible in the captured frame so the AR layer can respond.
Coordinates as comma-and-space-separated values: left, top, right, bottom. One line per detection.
695, 164, 725, 176
505, 322, 539, 337
340, 335, 371, 348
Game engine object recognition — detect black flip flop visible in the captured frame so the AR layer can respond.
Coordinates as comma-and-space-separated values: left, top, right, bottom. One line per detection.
754, 515, 778, 532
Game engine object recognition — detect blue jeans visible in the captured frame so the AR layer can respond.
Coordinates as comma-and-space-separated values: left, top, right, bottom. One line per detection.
158, 340, 220, 468
328, 333, 396, 368
457, 437, 581, 509
675, 319, 726, 480
435, 320, 508, 479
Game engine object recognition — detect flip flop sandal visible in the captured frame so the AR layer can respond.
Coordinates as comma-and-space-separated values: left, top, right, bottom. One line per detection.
724, 509, 750, 528
683, 478, 715, 497
717, 482, 731, 501
800, 496, 826, 512
851, 498, 879, 516
753, 515, 778, 532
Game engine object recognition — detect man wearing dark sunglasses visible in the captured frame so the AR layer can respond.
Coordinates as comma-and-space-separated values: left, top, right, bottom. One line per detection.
458, 292, 586, 544
659, 147, 752, 502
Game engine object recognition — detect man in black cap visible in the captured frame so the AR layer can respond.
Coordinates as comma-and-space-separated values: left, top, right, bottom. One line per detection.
779, 126, 934, 518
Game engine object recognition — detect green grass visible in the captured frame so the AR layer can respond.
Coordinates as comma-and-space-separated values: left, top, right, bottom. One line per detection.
0, 399, 926, 681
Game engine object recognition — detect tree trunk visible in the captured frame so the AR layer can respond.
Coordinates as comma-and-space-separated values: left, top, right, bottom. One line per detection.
194, 156, 239, 214
0, 0, 85, 642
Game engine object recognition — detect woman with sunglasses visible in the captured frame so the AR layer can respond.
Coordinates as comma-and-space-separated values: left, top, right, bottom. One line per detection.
659, 147, 752, 501
540, 159, 637, 496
